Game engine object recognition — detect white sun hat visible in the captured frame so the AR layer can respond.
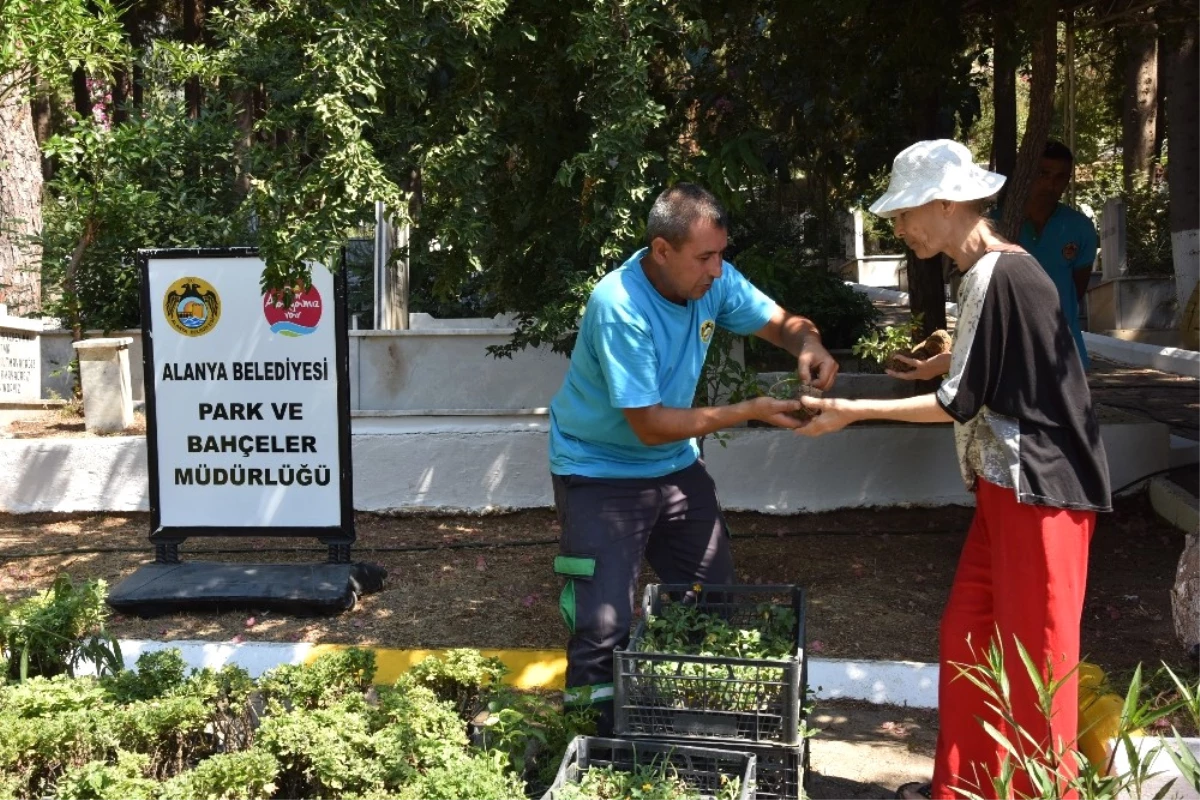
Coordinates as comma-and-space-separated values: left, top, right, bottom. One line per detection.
869, 139, 1006, 219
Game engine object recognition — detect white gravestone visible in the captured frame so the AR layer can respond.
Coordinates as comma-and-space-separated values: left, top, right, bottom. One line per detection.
1100, 197, 1128, 281
72, 337, 135, 433
0, 311, 43, 401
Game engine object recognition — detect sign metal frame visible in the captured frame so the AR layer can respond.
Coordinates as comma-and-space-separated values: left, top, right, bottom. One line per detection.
138, 247, 355, 563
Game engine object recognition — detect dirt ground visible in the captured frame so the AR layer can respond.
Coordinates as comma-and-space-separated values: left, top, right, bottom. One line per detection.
0, 407, 146, 439
0, 493, 1191, 679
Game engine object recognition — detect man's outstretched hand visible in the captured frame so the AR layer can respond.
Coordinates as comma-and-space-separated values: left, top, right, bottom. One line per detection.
745, 396, 808, 429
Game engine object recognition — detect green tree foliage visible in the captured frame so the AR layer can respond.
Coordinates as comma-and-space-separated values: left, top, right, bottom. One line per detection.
41, 107, 255, 332
34, 0, 1055, 353
0, 0, 128, 105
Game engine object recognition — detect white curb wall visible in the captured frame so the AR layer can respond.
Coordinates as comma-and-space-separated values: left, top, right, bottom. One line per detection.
0, 416, 1168, 514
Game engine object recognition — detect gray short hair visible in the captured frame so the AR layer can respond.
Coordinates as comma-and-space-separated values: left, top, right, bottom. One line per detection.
646, 183, 729, 248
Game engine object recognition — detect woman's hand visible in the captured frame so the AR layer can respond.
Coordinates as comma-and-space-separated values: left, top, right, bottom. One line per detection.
793, 396, 861, 436
886, 351, 951, 381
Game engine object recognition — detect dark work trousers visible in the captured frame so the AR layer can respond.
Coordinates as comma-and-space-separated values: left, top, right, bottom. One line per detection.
551, 459, 735, 735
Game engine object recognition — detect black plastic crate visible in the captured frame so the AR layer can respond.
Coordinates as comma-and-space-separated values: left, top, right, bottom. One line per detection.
615, 584, 808, 745
541, 736, 756, 800
635, 738, 809, 800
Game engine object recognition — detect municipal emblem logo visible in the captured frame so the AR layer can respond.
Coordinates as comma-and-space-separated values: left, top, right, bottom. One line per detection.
700, 320, 716, 344
163, 277, 220, 337
1062, 242, 1079, 261
263, 284, 322, 337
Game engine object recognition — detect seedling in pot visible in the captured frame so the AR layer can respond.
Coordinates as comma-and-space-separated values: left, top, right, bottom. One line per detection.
885, 329, 953, 374
767, 376, 821, 422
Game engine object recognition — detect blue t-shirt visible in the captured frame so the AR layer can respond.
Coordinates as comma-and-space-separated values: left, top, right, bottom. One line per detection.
1018, 203, 1098, 368
549, 248, 775, 478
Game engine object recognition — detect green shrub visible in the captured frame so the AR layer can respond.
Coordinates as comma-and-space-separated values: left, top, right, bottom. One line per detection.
0, 706, 121, 798
393, 752, 526, 800
1, 673, 110, 717
116, 694, 215, 777
953, 636, 1200, 800
257, 647, 376, 710
0, 575, 121, 681
475, 688, 597, 794
407, 648, 508, 720
103, 649, 189, 703
256, 701, 386, 797
55, 751, 158, 800
374, 680, 471, 775
158, 749, 280, 800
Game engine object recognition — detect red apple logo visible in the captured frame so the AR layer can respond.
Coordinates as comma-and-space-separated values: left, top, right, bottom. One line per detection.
263, 285, 322, 337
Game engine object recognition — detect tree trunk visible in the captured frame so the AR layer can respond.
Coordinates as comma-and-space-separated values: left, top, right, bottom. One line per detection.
1173, 533, 1198, 650
907, 84, 950, 339
111, 1, 141, 126
30, 75, 54, 181
183, 0, 205, 119
1154, 22, 1169, 169
999, 1, 1057, 242
1122, 18, 1159, 192
1167, 11, 1199, 316
908, 253, 947, 339
71, 67, 92, 120
992, 4, 1018, 181
0, 72, 44, 316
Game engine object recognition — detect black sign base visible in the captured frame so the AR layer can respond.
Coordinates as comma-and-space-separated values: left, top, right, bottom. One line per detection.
107, 561, 387, 618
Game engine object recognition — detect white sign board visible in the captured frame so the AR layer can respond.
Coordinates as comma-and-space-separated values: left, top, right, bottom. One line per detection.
141, 250, 352, 538
0, 315, 42, 400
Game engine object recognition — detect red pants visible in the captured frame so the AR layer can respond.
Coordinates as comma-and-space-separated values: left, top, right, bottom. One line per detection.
932, 479, 1094, 800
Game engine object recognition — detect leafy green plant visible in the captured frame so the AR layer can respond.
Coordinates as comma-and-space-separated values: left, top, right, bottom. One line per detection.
952, 635, 1200, 800
475, 688, 597, 794
54, 751, 157, 800
635, 596, 809, 723
695, 329, 765, 449
393, 751, 526, 800
851, 313, 925, 370
1075, 158, 1173, 278
158, 749, 280, 800
39, 106, 256, 333
851, 325, 914, 368
102, 649, 188, 703
257, 647, 376, 710
406, 647, 508, 719
0, 574, 122, 681
0, 640, 639, 798
642, 600, 797, 662
553, 754, 744, 800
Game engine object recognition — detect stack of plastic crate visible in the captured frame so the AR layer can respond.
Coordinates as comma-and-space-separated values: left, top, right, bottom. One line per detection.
613, 584, 811, 800
541, 736, 757, 799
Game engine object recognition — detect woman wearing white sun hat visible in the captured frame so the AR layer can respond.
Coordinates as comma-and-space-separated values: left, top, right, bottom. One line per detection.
797, 140, 1111, 800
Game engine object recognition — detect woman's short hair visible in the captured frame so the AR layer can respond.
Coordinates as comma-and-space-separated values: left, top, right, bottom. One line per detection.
646, 183, 728, 248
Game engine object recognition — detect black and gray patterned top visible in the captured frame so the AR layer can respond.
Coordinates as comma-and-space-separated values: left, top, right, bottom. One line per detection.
936, 251, 1112, 512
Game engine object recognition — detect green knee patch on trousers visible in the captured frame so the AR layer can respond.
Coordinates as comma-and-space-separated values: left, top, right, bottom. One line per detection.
554, 555, 595, 634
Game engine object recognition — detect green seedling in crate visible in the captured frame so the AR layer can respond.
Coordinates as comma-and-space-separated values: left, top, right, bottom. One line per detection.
639, 600, 797, 713
554, 757, 743, 800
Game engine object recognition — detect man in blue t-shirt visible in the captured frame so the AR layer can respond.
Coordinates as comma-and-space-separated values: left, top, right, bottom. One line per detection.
1019, 140, 1098, 369
549, 183, 838, 732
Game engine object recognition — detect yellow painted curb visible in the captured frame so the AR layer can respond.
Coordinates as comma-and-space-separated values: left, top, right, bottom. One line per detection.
306, 645, 568, 690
